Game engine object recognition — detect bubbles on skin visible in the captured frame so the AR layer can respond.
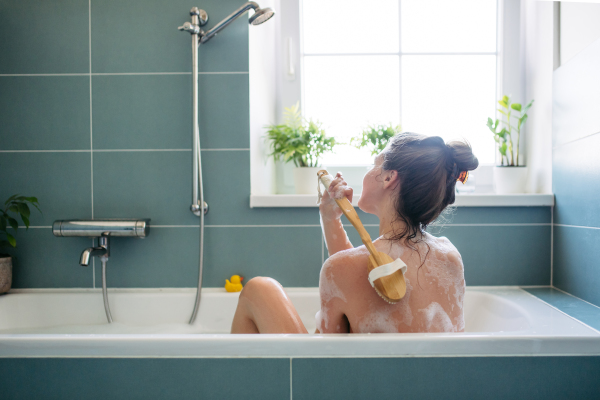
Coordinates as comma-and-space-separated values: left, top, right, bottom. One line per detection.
418, 302, 454, 332
356, 277, 414, 333
317, 262, 347, 331
331, 182, 350, 200
419, 233, 466, 329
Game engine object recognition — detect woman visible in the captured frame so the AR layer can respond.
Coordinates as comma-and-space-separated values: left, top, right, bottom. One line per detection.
231, 132, 479, 334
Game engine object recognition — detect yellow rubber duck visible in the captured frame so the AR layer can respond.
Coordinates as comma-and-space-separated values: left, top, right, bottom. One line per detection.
225, 275, 244, 292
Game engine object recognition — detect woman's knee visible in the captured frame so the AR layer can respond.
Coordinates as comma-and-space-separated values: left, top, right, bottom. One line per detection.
240, 277, 283, 300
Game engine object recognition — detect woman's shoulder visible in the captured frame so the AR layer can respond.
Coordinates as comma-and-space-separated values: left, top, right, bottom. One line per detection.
322, 246, 370, 272
423, 233, 463, 269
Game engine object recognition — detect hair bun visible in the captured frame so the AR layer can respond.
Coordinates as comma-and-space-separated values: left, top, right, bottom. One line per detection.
446, 141, 479, 173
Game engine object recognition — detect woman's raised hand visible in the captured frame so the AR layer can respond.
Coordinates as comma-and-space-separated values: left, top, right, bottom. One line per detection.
319, 172, 353, 221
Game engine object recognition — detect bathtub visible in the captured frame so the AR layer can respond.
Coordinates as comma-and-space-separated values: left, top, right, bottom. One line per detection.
0, 287, 599, 358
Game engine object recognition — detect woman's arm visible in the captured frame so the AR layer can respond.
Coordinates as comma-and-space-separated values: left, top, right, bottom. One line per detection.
319, 173, 354, 256
315, 255, 351, 334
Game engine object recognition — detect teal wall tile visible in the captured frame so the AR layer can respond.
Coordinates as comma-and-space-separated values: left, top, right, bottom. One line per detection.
0, 152, 92, 226
10, 229, 93, 288
0, 358, 289, 400
92, 75, 191, 149
91, 0, 248, 73
293, 357, 600, 400
92, 151, 196, 226
553, 134, 600, 228
349, 206, 552, 228
197, 73, 250, 149
93, 228, 198, 288
0, 77, 90, 150
203, 151, 319, 226
553, 225, 600, 308
91, 74, 248, 150
203, 226, 323, 287
437, 206, 551, 224
0, 0, 89, 74
524, 287, 600, 331
93, 226, 322, 288
444, 225, 551, 285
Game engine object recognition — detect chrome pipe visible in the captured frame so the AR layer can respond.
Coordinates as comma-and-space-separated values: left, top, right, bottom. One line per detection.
101, 256, 113, 323
191, 10, 200, 216
199, 2, 259, 44
53, 219, 150, 238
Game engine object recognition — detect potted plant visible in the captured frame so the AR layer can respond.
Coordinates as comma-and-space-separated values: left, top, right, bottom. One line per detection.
266, 102, 337, 194
0, 195, 41, 294
486, 95, 534, 194
351, 123, 401, 156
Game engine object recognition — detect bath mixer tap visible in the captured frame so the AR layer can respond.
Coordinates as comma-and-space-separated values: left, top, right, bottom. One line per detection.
80, 236, 110, 267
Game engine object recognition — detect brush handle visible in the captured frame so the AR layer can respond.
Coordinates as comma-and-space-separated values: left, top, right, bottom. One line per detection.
318, 170, 385, 266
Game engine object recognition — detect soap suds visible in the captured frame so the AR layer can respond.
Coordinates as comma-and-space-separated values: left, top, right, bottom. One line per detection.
330, 183, 350, 200
418, 302, 454, 332
317, 262, 347, 331
356, 277, 414, 333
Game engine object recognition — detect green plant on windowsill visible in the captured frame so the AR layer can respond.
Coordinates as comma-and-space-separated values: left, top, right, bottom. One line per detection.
486, 95, 534, 166
265, 102, 338, 194
351, 123, 402, 156
265, 102, 337, 168
0, 195, 41, 293
0, 195, 42, 257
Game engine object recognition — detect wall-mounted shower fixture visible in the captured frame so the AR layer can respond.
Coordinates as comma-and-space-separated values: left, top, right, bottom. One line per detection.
178, 2, 275, 325
53, 219, 150, 323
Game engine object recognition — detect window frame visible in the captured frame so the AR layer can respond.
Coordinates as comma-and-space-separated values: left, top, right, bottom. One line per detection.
278, 0, 508, 168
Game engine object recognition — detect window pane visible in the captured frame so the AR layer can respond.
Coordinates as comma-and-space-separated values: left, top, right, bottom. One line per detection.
304, 55, 400, 165
401, 55, 496, 164
401, 0, 497, 53
303, 0, 399, 54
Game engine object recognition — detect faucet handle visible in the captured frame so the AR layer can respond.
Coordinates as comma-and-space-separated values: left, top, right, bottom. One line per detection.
178, 21, 200, 34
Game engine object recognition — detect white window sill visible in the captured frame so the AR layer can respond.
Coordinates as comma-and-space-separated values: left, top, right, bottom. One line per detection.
250, 194, 555, 208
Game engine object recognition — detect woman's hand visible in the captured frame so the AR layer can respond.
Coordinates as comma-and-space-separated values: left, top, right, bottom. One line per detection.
319, 172, 353, 222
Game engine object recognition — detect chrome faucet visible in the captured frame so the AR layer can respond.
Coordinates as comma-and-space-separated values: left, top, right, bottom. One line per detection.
80, 235, 110, 266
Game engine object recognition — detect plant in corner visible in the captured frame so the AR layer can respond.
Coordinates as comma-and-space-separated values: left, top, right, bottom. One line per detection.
266, 102, 337, 194
351, 123, 401, 156
0, 195, 41, 294
486, 95, 534, 194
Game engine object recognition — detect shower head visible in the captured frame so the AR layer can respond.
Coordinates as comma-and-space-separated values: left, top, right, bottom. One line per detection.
199, 1, 275, 45
249, 7, 274, 25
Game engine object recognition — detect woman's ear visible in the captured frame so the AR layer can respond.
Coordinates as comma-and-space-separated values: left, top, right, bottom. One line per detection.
382, 169, 399, 190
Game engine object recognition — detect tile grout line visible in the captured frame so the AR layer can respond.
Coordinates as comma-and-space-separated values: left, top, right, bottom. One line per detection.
0, 148, 248, 153
19, 223, 553, 228
0, 72, 249, 76
554, 223, 600, 230
552, 286, 600, 311
521, 289, 600, 335
290, 358, 293, 400
550, 207, 554, 286
89, 0, 95, 289
552, 130, 600, 150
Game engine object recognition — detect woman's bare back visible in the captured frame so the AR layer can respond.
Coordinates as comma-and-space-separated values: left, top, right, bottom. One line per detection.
316, 232, 465, 333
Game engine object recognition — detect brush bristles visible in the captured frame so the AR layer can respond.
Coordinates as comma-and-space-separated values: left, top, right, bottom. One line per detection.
373, 286, 400, 304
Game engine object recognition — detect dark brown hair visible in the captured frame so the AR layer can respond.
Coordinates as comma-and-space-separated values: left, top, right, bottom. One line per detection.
381, 132, 479, 244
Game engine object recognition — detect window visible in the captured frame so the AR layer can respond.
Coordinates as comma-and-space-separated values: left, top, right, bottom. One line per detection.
292, 0, 499, 165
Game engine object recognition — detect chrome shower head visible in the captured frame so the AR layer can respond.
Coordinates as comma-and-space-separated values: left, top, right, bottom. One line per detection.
198, 2, 276, 45
249, 7, 275, 25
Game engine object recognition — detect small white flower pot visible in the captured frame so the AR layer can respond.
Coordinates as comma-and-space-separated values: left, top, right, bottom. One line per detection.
0, 256, 12, 294
494, 166, 528, 194
293, 167, 321, 194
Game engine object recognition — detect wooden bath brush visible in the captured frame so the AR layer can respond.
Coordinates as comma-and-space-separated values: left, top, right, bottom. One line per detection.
317, 170, 407, 303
